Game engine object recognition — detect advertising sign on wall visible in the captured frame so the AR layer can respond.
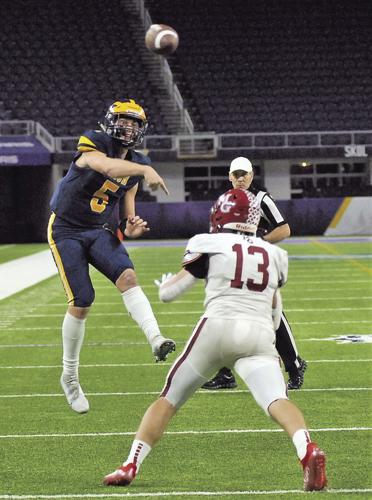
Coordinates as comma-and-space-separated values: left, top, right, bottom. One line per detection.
0, 136, 51, 166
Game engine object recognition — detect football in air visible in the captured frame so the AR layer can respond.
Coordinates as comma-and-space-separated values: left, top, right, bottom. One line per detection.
145, 24, 179, 56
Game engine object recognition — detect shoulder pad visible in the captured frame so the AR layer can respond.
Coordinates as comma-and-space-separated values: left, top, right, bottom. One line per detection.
186, 233, 227, 255
182, 250, 209, 279
132, 150, 151, 165
182, 250, 203, 266
77, 130, 107, 153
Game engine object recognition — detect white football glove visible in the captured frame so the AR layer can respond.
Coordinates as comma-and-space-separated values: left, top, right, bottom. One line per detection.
154, 272, 173, 287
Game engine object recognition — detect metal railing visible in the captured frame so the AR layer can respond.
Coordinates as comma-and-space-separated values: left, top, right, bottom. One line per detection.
1, 120, 371, 159
0, 120, 54, 152
217, 130, 372, 149
0, 120, 34, 135
35, 122, 55, 152
138, 0, 194, 134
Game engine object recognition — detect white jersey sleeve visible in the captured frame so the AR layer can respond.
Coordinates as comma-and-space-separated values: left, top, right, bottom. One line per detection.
182, 234, 215, 279
272, 246, 288, 286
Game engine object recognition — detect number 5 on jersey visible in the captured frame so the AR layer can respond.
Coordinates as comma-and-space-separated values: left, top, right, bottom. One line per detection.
90, 180, 119, 213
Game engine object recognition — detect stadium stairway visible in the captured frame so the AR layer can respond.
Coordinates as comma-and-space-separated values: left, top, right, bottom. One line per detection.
124, 0, 192, 134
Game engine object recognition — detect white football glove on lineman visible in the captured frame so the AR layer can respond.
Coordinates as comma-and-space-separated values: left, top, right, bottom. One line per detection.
154, 270, 197, 302
154, 272, 174, 287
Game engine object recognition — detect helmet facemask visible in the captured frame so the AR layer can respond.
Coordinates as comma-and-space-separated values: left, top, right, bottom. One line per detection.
102, 100, 148, 148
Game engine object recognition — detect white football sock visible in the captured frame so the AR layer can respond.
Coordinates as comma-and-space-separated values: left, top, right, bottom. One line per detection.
62, 312, 86, 379
292, 429, 311, 461
123, 439, 152, 471
122, 286, 162, 346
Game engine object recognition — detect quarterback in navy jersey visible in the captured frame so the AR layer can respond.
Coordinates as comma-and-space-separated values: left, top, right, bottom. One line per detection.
50, 129, 149, 228
202, 157, 307, 391
48, 99, 176, 414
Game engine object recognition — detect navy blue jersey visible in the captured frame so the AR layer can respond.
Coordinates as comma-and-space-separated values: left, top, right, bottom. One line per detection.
50, 129, 151, 227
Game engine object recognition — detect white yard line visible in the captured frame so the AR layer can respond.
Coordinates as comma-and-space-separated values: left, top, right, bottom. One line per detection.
0, 326, 192, 333
292, 320, 371, 324
0, 359, 370, 369
9, 305, 371, 319
0, 244, 16, 251
0, 250, 57, 300
1, 330, 372, 348
1, 319, 370, 327
0, 387, 370, 399
94, 282, 370, 290
93, 286, 369, 294
0, 362, 169, 369
164, 279, 370, 285
0, 340, 160, 347
34, 296, 372, 306
0, 487, 371, 498
0, 426, 370, 439
0, 248, 140, 301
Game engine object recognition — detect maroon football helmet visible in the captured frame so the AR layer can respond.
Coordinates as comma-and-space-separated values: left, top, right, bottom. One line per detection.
209, 188, 260, 234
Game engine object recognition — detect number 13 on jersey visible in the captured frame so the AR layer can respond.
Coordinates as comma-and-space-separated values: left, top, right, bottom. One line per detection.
231, 244, 269, 292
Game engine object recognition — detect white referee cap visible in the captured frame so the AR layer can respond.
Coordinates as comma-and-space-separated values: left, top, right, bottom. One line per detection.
229, 157, 253, 174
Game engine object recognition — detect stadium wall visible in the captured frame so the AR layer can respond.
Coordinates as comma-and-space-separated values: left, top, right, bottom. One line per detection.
1, 190, 370, 243
0, 165, 53, 242
135, 197, 371, 239
324, 197, 372, 236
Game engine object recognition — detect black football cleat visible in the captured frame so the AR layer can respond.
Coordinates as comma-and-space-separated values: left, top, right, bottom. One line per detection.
201, 368, 237, 390
153, 338, 176, 362
287, 358, 308, 390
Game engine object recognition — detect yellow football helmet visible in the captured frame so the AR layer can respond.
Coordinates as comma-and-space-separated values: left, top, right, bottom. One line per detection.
102, 99, 148, 147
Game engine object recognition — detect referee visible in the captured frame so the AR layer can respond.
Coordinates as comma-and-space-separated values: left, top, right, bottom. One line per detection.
202, 157, 307, 391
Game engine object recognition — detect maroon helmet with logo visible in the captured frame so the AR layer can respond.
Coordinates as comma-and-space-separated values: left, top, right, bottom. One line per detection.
209, 188, 260, 234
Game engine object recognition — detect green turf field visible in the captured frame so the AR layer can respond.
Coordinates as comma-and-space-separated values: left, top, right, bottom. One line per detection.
0, 239, 371, 499
0, 243, 47, 264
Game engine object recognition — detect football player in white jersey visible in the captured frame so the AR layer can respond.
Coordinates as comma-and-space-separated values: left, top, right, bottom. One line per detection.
103, 188, 327, 492
203, 157, 307, 391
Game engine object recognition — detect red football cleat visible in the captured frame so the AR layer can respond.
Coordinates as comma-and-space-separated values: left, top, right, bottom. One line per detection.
103, 463, 137, 486
301, 442, 327, 491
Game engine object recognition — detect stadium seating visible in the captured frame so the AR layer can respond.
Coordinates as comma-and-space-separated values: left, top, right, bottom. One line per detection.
146, 0, 372, 133
0, 0, 371, 136
0, 0, 170, 136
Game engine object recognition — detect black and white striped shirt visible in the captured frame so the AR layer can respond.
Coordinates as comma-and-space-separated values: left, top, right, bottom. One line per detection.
250, 187, 287, 232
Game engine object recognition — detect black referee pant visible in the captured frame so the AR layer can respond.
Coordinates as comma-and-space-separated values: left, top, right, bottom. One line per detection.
275, 311, 301, 372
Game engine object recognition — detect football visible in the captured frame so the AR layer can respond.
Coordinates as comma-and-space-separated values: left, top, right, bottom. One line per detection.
145, 24, 179, 56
